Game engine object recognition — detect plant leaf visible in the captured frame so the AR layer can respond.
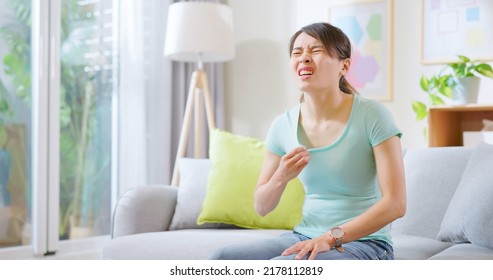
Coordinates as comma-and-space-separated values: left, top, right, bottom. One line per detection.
412, 101, 428, 121
448, 63, 459, 69
437, 75, 450, 84
419, 76, 430, 92
457, 63, 466, 77
0, 98, 10, 113
444, 86, 453, 98
458, 55, 470, 63
475, 63, 493, 78
430, 94, 445, 105
439, 84, 453, 98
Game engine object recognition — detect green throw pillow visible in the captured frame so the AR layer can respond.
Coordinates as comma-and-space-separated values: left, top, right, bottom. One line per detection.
197, 129, 304, 229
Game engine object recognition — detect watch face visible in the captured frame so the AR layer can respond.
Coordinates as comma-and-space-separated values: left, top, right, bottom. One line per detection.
331, 227, 344, 238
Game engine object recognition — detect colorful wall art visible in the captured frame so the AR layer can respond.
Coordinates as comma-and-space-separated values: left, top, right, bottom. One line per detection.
421, 0, 493, 64
329, 0, 393, 101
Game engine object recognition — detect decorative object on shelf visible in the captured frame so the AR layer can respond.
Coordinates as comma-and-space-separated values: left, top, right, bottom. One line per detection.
421, 0, 493, 64
164, 2, 234, 186
482, 119, 493, 131
463, 131, 493, 146
482, 119, 493, 145
328, 0, 393, 101
412, 55, 493, 122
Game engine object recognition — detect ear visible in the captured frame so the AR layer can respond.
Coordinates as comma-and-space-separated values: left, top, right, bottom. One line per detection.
340, 58, 351, 76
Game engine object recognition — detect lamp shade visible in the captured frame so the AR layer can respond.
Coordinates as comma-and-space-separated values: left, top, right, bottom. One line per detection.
164, 2, 234, 63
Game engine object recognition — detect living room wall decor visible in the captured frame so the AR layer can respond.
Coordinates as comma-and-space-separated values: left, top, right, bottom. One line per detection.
421, 0, 493, 64
329, 0, 393, 101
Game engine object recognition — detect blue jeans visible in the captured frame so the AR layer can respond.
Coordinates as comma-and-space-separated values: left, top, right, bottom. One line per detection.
209, 231, 394, 260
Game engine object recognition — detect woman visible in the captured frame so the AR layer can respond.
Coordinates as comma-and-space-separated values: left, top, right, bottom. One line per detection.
210, 22, 406, 260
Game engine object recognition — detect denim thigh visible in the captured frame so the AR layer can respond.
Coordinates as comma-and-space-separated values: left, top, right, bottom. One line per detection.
209, 232, 309, 260
272, 239, 394, 260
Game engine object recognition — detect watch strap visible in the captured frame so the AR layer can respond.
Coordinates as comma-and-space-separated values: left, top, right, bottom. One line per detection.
330, 227, 345, 252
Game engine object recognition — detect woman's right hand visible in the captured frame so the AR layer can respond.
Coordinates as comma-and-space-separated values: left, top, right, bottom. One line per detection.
274, 146, 310, 183
254, 147, 310, 216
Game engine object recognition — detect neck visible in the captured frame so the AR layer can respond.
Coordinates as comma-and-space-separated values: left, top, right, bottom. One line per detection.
301, 90, 351, 121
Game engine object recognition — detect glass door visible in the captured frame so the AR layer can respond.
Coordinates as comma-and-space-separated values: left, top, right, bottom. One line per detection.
0, 0, 118, 258
58, 0, 115, 242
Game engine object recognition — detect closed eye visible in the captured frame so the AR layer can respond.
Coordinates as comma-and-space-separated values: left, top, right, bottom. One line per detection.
291, 48, 303, 56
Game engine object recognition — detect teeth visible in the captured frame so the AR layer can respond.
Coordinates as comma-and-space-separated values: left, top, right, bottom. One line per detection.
299, 70, 313, 76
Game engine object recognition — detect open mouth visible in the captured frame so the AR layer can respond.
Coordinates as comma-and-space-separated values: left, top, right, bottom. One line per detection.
299, 70, 313, 76
298, 68, 314, 77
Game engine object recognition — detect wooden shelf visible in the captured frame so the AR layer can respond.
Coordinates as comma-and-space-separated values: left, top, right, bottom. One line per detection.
428, 104, 493, 147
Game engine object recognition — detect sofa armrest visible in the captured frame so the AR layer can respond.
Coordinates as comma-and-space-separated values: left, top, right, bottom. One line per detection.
111, 185, 178, 238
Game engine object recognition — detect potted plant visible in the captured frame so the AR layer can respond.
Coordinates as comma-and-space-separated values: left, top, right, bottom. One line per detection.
412, 55, 493, 121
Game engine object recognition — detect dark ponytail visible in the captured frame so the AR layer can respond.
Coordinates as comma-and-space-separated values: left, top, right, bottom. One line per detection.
339, 75, 356, 95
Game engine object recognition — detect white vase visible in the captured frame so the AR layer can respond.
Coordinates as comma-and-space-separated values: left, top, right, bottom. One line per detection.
452, 77, 481, 105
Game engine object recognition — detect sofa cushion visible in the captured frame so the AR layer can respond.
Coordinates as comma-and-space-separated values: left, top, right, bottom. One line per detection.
392, 233, 454, 260
391, 147, 472, 238
197, 129, 304, 229
103, 229, 289, 260
169, 158, 233, 230
436, 142, 493, 249
428, 243, 493, 260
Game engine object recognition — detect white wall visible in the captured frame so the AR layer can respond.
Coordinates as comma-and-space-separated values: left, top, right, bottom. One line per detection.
226, 0, 298, 139
226, 0, 493, 149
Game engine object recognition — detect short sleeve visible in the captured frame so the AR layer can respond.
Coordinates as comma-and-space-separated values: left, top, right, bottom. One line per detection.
265, 115, 287, 156
364, 101, 402, 147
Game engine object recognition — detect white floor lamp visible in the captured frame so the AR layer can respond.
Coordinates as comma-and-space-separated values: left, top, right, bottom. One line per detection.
164, 2, 234, 186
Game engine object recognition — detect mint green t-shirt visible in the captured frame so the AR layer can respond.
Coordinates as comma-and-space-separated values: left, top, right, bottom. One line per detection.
265, 94, 402, 245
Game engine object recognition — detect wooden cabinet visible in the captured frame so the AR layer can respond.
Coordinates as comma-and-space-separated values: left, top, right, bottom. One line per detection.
428, 105, 493, 147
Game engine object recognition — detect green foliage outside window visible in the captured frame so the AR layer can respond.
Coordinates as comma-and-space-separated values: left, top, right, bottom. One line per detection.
0, 0, 112, 239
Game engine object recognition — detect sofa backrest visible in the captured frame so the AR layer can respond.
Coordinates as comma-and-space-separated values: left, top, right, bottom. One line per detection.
177, 147, 474, 240
391, 146, 473, 239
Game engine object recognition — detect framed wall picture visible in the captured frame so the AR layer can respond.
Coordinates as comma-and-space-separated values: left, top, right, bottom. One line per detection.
329, 0, 393, 101
421, 0, 493, 64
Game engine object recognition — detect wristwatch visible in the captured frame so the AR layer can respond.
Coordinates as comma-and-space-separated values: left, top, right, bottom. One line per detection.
329, 226, 345, 252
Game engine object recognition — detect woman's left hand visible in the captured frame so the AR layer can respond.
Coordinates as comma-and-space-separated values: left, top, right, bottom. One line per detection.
281, 233, 334, 260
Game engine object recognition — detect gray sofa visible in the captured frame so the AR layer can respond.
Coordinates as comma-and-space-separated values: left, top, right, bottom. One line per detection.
103, 144, 493, 260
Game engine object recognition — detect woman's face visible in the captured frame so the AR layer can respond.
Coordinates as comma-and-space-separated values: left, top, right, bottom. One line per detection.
290, 32, 347, 94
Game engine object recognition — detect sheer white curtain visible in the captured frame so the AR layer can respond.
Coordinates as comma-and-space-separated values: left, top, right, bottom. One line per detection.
119, 0, 227, 191
119, 0, 173, 192
147, 0, 174, 186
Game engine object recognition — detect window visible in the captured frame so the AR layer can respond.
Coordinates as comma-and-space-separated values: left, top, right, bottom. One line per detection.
0, 0, 118, 257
